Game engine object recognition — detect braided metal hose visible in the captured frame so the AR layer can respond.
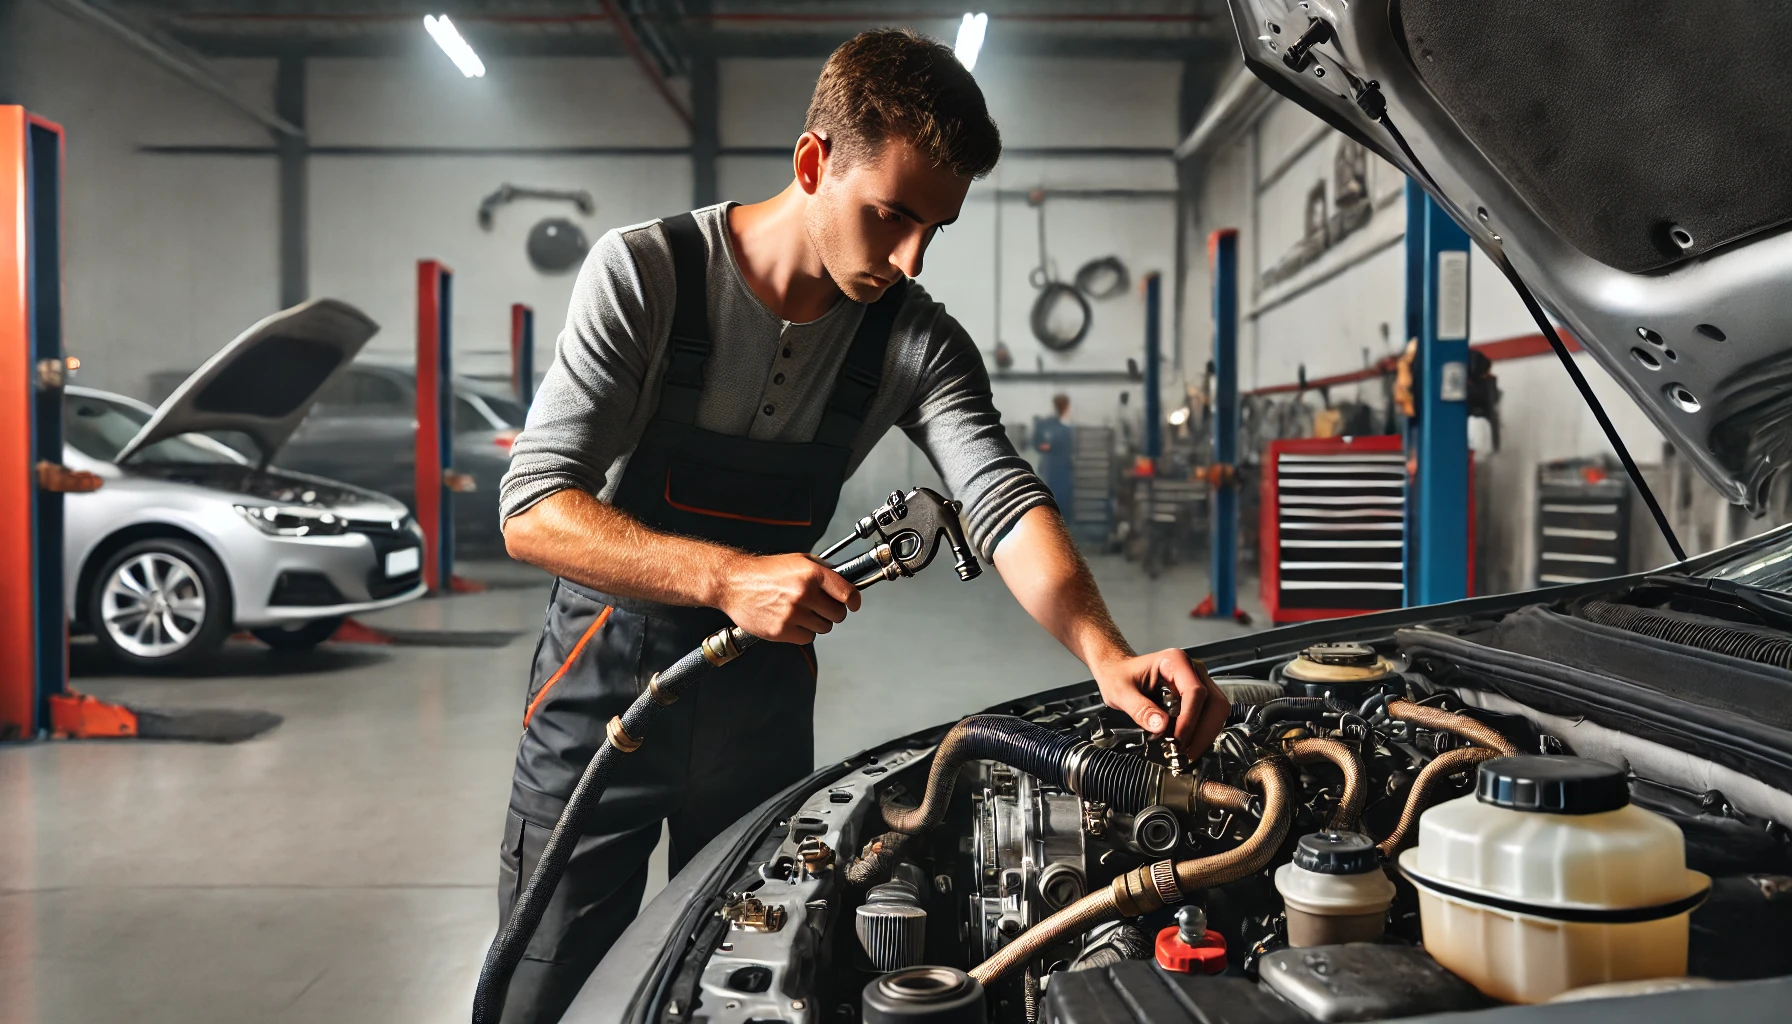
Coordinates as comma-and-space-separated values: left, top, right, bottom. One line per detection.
1375, 746, 1501, 857
1288, 737, 1366, 830
969, 759, 1293, 985
472, 627, 756, 1024
1387, 699, 1519, 755
881, 715, 1165, 834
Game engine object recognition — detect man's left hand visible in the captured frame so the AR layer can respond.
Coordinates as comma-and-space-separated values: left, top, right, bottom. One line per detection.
1092, 648, 1230, 756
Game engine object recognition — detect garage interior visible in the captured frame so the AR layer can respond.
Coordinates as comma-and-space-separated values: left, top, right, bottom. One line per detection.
3, 2, 1789, 1022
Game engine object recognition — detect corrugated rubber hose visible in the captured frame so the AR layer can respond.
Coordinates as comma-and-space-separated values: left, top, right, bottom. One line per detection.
881, 715, 1163, 833
1375, 746, 1501, 857
844, 832, 912, 888
470, 630, 758, 1024
968, 758, 1293, 985
1386, 699, 1519, 755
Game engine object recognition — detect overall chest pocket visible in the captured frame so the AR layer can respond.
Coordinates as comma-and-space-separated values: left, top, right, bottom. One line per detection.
663, 458, 814, 527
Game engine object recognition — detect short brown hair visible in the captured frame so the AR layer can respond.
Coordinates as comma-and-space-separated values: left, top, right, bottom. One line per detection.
804, 29, 1002, 179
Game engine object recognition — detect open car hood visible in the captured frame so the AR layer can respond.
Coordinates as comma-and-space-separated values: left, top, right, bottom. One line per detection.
1222, 0, 1792, 512
118, 299, 378, 467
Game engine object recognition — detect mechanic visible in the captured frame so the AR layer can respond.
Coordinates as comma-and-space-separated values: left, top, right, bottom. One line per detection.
495, 29, 1231, 1023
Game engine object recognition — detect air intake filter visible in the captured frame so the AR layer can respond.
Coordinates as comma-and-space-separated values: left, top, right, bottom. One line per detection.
856, 880, 927, 972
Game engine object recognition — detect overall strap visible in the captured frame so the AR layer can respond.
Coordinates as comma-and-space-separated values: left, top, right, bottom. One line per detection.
814, 281, 908, 450
657, 212, 711, 424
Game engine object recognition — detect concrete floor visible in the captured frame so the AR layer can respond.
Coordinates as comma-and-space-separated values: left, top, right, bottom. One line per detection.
0, 554, 1263, 1023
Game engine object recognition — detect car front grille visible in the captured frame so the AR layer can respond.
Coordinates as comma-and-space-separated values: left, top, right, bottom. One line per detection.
348, 519, 424, 599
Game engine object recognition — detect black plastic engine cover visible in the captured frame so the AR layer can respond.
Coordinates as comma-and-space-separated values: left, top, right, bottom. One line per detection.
1043, 960, 1305, 1024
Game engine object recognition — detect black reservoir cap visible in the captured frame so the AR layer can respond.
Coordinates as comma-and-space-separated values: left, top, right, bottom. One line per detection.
1476, 755, 1628, 815
1293, 830, 1381, 875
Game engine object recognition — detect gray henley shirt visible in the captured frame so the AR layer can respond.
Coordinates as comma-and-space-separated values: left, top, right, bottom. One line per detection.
499, 203, 1054, 561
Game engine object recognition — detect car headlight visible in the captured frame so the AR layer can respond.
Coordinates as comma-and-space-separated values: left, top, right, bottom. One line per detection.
233, 503, 353, 537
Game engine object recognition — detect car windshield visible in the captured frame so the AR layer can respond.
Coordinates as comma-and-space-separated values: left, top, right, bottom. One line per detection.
66, 393, 248, 466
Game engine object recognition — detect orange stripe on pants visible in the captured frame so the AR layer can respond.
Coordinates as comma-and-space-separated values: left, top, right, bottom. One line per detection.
523, 605, 613, 727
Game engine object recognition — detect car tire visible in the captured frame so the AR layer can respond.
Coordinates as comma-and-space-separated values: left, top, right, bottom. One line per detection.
251, 616, 345, 652
88, 537, 232, 671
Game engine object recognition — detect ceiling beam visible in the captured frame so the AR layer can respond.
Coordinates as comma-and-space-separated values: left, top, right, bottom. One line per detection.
42, 0, 303, 137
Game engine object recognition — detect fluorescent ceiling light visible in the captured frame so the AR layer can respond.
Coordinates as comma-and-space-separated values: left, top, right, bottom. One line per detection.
424, 14, 485, 78
954, 12, 988, 71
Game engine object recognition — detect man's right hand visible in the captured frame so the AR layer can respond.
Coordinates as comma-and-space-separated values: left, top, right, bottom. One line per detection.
713, 553, 861, 644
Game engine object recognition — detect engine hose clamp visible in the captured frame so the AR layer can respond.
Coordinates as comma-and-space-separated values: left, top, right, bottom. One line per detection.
648, 672, 677, 706
1150, 859, 1185, 905
606, 715, 642, 753
1063, 742, 1095, 795
701, 627, 744, 667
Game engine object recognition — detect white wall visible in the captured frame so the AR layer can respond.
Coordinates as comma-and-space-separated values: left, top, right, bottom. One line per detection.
3, 1, 279, 399
1185, 90, 1712, 593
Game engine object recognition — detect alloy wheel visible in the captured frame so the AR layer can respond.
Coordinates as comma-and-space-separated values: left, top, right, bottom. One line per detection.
100, 551, 209, 659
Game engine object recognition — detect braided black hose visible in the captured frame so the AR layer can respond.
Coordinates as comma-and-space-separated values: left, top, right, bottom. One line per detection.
471, 632, 758, 1024
881, 715, 1162, 833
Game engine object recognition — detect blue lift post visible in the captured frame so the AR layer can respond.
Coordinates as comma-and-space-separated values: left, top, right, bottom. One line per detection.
511, 303, 535, 408
1404, 180, 1472, 605
1207, 230, 1240, 619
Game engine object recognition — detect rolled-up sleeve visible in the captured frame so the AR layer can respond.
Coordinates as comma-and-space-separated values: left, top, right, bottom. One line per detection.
499, 227, 667, 525
896, 306, 1056, 561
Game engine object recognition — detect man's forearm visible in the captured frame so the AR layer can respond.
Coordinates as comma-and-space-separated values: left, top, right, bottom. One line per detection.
503, 488, 737, 608
991, 505, 1134, 671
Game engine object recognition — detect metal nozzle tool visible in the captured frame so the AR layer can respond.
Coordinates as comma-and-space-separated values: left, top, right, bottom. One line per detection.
820, 486, 981, 589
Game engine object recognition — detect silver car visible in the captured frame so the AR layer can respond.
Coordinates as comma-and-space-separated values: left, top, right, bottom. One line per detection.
62, 300, 427, 670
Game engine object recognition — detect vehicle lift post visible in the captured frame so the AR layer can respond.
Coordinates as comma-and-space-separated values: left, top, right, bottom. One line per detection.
510, 303, 535, 409
416, 259, 480, 595
1, 108, 133, 740
1404, 180, 1472, 605
1193, 229, 1247, 623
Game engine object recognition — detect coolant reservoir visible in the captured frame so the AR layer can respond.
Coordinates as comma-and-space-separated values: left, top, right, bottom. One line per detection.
1398, 756, 1710, 1004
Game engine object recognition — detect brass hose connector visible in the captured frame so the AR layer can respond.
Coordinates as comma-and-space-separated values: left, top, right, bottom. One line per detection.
1288, 737, 1367, 830
1376, 745, 1500, 857
1386, 699, 1519, 755
968, 758, 1293, 985
605, 716, 642, 753
700, 627, 748, 667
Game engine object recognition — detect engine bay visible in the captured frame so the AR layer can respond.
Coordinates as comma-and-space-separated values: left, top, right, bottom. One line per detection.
666, 597, 1792, 1024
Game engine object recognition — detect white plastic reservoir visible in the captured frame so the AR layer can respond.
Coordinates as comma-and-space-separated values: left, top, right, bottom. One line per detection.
1398, 755, 1709, 1004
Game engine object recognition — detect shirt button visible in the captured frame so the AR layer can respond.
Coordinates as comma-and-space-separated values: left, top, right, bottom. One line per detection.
773, 373, 786, 385
782, 347, 792, 358
763, 404, 776, 416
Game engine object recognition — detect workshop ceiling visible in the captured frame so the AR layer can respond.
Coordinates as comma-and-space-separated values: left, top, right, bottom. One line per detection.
109, 0, 1231, 61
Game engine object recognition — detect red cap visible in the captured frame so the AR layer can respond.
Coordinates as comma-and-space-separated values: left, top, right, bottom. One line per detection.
1154, 925, 1228, 974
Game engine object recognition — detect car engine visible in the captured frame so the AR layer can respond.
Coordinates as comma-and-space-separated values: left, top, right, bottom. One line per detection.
668, 605, 1792, 1024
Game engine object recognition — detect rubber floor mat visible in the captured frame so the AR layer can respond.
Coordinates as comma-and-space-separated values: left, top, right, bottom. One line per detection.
134, 707, 284, 743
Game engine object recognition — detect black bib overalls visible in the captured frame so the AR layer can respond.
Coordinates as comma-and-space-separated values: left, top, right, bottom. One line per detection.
495, 213, 907, 1023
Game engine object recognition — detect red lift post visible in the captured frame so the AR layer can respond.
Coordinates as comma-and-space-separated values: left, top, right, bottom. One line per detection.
415, 259, 454, 593
511, 302, 535, 408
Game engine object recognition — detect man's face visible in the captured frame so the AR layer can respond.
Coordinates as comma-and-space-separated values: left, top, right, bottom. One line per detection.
804, 136, 972, 303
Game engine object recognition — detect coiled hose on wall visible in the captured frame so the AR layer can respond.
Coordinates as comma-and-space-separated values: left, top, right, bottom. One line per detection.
881, 715, 1164, 833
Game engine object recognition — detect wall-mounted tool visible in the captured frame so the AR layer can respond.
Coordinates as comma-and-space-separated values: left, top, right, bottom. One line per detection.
472, 486, 982, 1023
476, 184, 596, 273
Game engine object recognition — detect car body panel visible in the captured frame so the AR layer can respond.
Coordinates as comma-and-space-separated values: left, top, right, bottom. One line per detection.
1219, 0, 1792, 512
64, 387, 426, 630
119, 298, 379, 466
276, 361, 516, 547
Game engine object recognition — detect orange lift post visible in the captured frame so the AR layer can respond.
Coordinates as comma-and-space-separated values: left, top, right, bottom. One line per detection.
1, 107, 128, 740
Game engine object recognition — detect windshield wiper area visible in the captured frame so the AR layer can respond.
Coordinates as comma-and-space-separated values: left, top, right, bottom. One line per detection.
1633, 574, 1792, 634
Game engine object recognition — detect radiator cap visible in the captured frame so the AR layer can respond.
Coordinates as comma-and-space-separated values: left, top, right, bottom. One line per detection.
1477, 755, 1628, 815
